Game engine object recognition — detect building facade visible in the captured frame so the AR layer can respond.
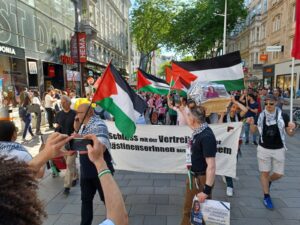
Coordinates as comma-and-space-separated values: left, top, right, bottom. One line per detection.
0, 0, 131, 105
0, 0, 76, 101
80, 0, 131, 81
228, 0, 299, 92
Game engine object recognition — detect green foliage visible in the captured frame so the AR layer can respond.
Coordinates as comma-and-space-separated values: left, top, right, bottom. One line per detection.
165, 0, 247, 59
130, 0, 175, 63
157, 61, 171, 77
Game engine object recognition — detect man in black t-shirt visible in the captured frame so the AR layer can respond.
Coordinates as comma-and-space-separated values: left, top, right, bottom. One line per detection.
248, 94, 296, 210
179, 104, 217, 225
54, 95, 78, 196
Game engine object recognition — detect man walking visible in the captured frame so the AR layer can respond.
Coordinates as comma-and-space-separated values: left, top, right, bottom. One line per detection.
74, 103, 114, 225
54, 95, 78, 195
44, 88, 56, 129
249, 94, 296, 209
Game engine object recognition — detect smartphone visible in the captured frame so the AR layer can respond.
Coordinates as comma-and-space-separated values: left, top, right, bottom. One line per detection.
68, 138, 93, 151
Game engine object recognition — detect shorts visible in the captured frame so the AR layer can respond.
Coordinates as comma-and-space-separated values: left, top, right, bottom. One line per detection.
257, 145, 285, 175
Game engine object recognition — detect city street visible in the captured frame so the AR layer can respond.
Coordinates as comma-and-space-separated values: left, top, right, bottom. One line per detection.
22, 126, 300, 225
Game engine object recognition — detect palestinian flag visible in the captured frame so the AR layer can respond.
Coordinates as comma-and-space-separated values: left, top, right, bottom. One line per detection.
172, 51, 245, 91
171, 76, 191, 97
137, 69, 170, 95
92, 63, 147, 139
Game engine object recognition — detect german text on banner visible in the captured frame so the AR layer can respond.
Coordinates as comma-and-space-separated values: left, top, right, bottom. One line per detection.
107, 122, 243, 178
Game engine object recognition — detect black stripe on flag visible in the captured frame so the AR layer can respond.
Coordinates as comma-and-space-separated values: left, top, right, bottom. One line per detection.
110, 64, 147, 114
138, 69, 169, 85
173, 51, 242, 71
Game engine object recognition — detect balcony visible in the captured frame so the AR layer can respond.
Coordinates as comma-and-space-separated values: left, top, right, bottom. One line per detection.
80, 10, 97, 35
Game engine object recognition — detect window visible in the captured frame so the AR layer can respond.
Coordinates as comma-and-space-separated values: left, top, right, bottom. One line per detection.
272, 14, 281, 32
256, 27, 260, 41
292, 4, 296, 22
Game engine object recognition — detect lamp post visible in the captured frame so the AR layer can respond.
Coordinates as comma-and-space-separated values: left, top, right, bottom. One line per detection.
214, 0, 228, 55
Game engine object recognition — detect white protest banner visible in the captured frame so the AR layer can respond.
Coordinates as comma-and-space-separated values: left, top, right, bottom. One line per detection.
201, 200, 230, 225
107, 122, 242, 178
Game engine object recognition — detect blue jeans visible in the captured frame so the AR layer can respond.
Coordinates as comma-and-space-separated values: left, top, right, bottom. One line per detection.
244, 122, 256, 142
22, 115, 34, 139
225, 176, 233, 188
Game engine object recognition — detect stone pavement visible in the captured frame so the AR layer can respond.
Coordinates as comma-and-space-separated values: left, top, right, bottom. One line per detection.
22, 128, 300, 225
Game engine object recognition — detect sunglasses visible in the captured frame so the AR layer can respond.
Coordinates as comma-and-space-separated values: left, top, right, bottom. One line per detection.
265, 102, 275, 106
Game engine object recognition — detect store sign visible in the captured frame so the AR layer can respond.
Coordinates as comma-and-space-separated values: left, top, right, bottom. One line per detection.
0, 45, 16, 55
28, 61, 37, 74
260, 54, 268, 61
60, 55, 74, 65
70, 32, 87, 63
266, 46, 284, 52
0, 43, 25, 58
263, 65, 275, 76
253, 64, 263, 70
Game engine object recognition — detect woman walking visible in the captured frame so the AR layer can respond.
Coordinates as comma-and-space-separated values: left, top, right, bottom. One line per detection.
20, 95, 34, 142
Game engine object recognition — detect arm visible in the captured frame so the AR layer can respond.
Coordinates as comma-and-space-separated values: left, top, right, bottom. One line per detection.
231, 97, 248, 116
28, 133, 72, 176
167, 94, 174, 109
285, 122, 296, 136
218, 112, 225, 123
85, 134, 128, 225
197, 157, 216, 203
247, 106, 258, 114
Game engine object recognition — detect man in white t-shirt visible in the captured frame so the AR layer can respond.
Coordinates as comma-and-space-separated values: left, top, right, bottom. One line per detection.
44, 88, 56, 129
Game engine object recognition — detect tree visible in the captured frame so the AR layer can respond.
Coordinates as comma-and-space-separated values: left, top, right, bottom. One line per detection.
165, 0, 247, 59
157, 61, 171, 77
130, 0, 175, 71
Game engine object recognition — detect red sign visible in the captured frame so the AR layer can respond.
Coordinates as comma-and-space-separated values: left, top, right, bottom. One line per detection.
48, 65, 55, 78
70, 32, 87, 63
60, 55, 74, 65
260, 54, 268, 61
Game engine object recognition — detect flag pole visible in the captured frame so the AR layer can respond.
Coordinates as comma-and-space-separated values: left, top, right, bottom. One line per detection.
290, 57, 295, 122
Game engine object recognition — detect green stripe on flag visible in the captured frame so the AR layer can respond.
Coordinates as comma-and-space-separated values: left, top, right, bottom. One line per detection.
96, 97, 136, 139
213, 78, 244, 91
139, 85, 169, 95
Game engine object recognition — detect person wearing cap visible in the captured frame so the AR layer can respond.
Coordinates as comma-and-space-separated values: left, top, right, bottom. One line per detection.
248, 94, 296, 210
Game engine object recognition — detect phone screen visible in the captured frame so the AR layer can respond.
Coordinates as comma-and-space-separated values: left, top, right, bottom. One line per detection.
69, 138, 93, 151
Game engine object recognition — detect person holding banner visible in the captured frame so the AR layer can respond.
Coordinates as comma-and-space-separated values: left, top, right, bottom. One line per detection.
248, 94, 296, 210
179, 103, 217, 225
218, 96, 248, 196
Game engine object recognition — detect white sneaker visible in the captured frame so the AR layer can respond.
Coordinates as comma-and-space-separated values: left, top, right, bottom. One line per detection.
226, 187, 233, 197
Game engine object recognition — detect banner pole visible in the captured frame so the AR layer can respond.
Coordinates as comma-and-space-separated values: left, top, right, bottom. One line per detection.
290, 57, 295, 122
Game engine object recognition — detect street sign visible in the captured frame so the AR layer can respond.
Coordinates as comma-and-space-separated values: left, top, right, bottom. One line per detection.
266, 46, 284, 52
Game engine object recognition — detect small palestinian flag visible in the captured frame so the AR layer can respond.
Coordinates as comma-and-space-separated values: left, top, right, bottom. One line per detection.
92, 63, 147, 139
172, 51, 245, 91
137, 69, 169, 95
171, 76, 191, 97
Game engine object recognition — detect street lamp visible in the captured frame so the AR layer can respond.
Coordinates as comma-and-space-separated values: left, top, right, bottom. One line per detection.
214, 0, 227, 55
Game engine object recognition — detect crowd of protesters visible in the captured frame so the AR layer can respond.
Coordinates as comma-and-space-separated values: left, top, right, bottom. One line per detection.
0, 84, 297, 225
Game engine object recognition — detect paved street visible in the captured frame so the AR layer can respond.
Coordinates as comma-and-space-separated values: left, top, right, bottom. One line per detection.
20, 126, 300, 225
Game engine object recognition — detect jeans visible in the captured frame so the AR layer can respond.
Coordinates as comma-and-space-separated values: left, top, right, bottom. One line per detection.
244, 122, 257, 142
22, 115, 34, 139
80, 178, 105, 225
225, 176, 233, 188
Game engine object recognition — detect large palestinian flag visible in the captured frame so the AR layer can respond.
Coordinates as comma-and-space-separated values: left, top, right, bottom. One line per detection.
92, 63, 147, 139
137, 69, 169, 95
172, 51, 245, 91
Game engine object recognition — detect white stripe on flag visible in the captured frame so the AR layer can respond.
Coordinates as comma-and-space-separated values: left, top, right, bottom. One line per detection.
150, 81, 170, 89
191, 63, 243, 82
111, 84, 141, 122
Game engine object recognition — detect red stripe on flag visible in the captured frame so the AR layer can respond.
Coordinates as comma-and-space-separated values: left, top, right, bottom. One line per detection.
92, 63, 118, 102
137, 69, 152, 89
292, 0, 300, 59
165, 67, 176, 83
171, 63, 197, 83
